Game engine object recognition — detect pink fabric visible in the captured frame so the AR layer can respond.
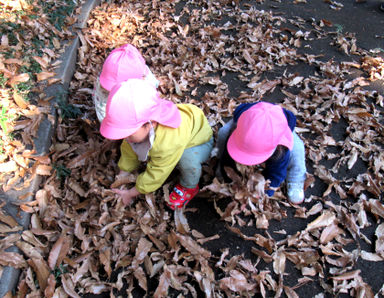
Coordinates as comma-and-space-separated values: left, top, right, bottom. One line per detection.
99, 44, 149, 91
100, 79, 181, 140
227, 102, 293, 165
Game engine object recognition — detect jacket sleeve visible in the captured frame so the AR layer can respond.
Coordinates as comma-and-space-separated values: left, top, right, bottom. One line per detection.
135, 144, 185, 194
216, 119, 236, 159
264, 150, 290, 196
118, 141, 141, 173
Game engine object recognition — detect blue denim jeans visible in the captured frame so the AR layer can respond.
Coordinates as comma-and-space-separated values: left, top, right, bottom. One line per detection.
286, 132, 306, 183
177, 137, 214, 188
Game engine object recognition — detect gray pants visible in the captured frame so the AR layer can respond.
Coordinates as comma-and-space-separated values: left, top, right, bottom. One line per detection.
286, 132, 306, 184
177, 137, 214, 188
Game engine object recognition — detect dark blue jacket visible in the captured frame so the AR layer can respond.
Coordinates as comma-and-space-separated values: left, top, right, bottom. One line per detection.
224, 102, 296, 196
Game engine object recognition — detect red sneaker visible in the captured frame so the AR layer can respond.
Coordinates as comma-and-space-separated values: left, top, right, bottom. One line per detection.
167, 184, 199, 210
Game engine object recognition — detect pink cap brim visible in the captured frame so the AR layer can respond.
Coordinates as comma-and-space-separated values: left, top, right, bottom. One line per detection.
227, 132, 274, 165
227, 122, 293, 166
100, 119, 144, 140
99, 86, 181, 140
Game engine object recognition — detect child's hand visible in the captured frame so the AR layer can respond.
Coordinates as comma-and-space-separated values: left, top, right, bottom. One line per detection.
112, 187, 140, 205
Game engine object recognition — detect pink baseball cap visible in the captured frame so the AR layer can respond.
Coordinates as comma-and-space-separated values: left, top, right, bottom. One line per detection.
227, 102, 293, 165
99, 44, 149, 91
100, 79, 181, 140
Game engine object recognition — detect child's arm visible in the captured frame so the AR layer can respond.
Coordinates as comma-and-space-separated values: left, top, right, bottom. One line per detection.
264, 151, 290, 196
214, 119, 235, 159
214, 119, 236, 180
112, 142, 141, 205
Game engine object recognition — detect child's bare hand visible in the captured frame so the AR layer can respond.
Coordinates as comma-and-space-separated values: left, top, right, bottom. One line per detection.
112, 187, 140, 206
112, 189, 133, 205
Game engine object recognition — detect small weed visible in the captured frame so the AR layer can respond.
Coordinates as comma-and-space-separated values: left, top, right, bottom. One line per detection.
30, 59, 42, 73
57, 95, 81, 119
335, 24, 344, 34
53, 164, 71, 181
15, 82, 32, 94
20, 59, 41, 81
53, 264, 68, 280
31, 37, 45, 54
0, 74, 7, 88
52, 264, 68, 286
1, 48, 15, 59
0, 22, 22, 46
40, 0, 76, 31
0, 105, 8, 134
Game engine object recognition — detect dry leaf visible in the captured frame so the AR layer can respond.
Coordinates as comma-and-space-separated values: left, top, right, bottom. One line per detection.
36, 71, 56, 81
48, 235, 71, 270
13, 91, 28, 109
305, 211, 336, 231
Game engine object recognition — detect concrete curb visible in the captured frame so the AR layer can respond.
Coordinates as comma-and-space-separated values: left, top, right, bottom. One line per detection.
0, 0, 100, 296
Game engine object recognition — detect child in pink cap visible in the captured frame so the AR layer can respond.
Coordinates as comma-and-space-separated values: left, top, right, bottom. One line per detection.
100, 79, 213, 210
93, 44, 159, 122
215, 101, 307, 204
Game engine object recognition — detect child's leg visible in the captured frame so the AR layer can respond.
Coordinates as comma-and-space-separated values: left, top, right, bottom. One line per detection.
286, 132, 306, 204
177, 137, 214, 188
286, 132, 306, 183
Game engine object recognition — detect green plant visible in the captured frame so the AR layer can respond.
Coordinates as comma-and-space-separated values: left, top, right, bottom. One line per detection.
23, 59, 42, 74
19, 59, 42, 82
15, 82, 32, 94
335, 23, 344, 34
1, 48, 15, 59
0, 22, 22, 46
0, 105, 9, 134
39, 0, 76, 31
57, 96, 81, 119
0, 74, 7, 88
31, 36, 45, 55
53, 264, 68, 280
0, 140, 4, 154
53, 164, 71, 181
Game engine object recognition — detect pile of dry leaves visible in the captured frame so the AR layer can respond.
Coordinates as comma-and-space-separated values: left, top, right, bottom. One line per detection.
0, 0, 83, 191
1, 0, 384, 297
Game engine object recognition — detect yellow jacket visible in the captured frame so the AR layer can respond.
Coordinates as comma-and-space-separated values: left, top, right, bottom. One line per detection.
118, 104, 213, 194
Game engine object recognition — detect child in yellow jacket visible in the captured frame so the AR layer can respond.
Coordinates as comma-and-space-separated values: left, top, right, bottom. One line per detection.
100, 79, 213, 209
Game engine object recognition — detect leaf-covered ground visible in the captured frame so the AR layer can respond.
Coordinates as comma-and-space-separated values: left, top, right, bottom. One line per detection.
0, 0, 81, 191
1, 0, 384, 297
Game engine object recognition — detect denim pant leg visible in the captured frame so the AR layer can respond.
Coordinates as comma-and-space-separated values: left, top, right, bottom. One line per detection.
286, 132, 306, 183
177, 137, 214, 188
